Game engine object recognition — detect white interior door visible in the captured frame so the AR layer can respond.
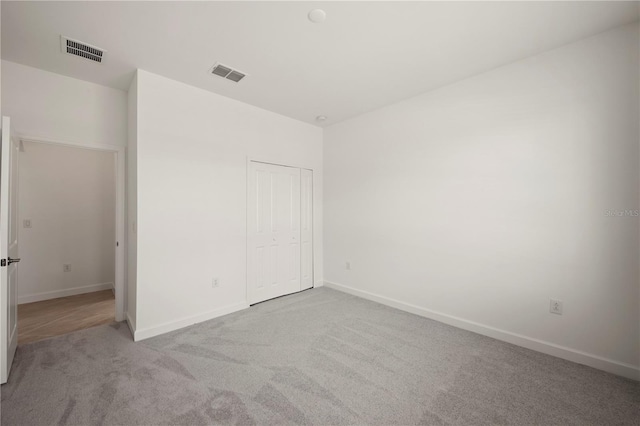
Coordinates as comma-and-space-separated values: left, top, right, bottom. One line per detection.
300, 169, 313, 290
1, 117, 19, 384
248, 161, 301, 304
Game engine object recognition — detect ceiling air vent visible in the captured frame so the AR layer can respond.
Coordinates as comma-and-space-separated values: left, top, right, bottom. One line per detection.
210, 63, 246, 83
60, 36, 105, 63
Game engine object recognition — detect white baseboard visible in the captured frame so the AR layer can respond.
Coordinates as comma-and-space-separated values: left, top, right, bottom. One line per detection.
324, 281, 640, 381
18, 282, 115, 304
133, 301, 249, 341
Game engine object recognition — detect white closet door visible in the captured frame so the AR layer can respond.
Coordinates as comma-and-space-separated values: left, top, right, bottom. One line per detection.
248, 162, 301, 304
300, 169, 313, 290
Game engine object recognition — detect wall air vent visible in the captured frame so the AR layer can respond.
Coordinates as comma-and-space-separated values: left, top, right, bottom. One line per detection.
210, 63, 246, 83
60, 36, 105, 63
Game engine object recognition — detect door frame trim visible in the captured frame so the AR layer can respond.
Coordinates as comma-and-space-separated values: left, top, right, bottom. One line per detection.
246, 158, 315, 305
248, 157, 314, 172
17, 135, 126, 322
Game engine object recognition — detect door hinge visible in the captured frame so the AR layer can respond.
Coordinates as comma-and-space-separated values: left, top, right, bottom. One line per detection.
0, 259, 6, 267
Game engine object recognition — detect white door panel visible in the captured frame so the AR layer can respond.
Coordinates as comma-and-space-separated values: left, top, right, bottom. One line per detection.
300, 169, 313, 290
282, 168, 300, 291
248, 162, 301, 304
1, 117, 19, 384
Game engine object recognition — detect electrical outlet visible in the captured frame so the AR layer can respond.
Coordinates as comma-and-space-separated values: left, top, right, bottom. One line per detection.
212, 278, 219, 288
63, 264, 72, 273
345, 261, 351, 270
23, 219, 32, 228
550, 299, 563, 315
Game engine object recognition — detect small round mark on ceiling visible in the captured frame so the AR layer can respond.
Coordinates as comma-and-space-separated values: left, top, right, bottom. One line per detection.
316, 115, 327, 122
308, 9, 326, 24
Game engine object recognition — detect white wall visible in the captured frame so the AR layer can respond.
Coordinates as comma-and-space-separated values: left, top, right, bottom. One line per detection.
126, 72, 138, 329
324, 24, 640, 379
1, 60, 127, 147
18, 141, 116, 303
1, 6, 2, 120
133, 70, 323, 338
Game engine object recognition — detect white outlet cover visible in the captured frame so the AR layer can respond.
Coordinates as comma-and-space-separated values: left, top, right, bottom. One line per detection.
550, 299, 563, 315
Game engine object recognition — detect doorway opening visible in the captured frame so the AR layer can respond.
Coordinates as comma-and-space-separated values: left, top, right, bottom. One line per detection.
16, 140, 117, 344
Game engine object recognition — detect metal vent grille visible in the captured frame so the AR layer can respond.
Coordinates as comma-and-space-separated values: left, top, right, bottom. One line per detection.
212, 64, 232, 77
210, 63, 247, 83
61, 36, 105, 63
226, 71, 246, 82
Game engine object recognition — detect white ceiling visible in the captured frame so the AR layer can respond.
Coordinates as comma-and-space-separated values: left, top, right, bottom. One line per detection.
2, 1, 638, 127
